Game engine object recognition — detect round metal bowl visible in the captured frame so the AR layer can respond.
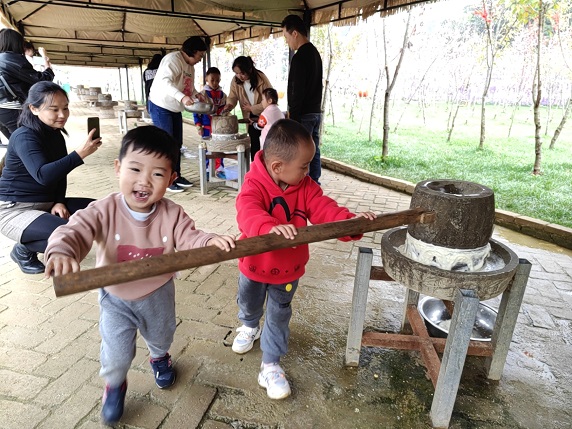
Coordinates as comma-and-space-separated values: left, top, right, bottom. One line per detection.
184, 101, 215, 114
417, 296, 497, 341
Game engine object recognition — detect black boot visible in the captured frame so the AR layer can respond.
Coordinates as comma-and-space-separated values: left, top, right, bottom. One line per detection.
10, 243, 45, 274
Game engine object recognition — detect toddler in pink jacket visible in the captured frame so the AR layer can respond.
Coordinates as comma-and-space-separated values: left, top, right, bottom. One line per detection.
255, 88, 285, 149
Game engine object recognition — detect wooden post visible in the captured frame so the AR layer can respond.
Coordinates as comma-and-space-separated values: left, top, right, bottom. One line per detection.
345, 247, 373, 366
52, 209, 434, 297
198, 143, 208, 195
485, 259, 531, 380
400, 288, 419, 334
430, 288, 479, 428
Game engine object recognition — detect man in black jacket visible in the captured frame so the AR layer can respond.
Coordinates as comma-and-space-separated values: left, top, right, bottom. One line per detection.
282, 14, 323, 184
0, 28, 54, 140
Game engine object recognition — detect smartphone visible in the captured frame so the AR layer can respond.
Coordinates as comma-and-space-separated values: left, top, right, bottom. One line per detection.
87, 117, 100, 139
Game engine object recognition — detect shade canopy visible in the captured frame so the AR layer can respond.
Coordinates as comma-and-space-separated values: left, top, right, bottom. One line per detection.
0, 0, 437, 67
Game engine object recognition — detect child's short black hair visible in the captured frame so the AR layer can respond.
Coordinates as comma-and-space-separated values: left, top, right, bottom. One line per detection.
263, 119, 314, 163
119, 126, 179, 172
262, 88, 279, 104
206, 67, 221, 77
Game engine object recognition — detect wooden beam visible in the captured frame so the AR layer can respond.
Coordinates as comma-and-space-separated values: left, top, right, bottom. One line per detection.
52, 208, 435, 297
407, 304, 442, 387
361, 332, 493, 357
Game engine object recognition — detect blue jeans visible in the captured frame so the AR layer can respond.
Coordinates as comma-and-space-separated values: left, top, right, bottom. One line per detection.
300, 113, 322, 184
237, 273, 299, 364
148, 101, 183, 175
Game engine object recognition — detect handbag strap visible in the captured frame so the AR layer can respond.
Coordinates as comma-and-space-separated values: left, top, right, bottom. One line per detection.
0, 73, 20, 102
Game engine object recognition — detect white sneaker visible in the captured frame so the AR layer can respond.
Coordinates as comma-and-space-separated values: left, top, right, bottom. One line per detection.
231, 325, 261, 354
258, 363, 291, 400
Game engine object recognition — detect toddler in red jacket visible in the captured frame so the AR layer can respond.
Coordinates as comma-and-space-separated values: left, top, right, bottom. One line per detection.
232, 119, 375, 399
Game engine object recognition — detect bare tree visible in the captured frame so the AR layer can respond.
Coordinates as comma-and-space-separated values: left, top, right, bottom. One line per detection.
550, 6, 572, 148
549, 89, 571, 148
320, 24, 334, 134
448, 73, 473, 142
477, 0, 516, 149
531, 0, 545, 175
393, 56, 438, 132
380, 9, 412, 159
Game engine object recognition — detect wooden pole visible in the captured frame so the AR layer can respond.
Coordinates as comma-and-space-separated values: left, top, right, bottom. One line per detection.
53, 208, 434, 297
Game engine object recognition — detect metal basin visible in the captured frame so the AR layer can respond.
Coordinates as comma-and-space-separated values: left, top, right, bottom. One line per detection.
380, 226, 519, 301
418, 296, 497, 341
184, 101, 215, 114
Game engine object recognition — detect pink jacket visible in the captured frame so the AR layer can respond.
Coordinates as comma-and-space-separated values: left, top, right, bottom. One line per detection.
46, 193, 216, 300
258, 104, 285, 148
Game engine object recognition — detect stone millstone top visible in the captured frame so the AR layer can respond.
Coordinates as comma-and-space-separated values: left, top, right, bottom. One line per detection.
211, 115, 238, 135
407, 179, 495, 249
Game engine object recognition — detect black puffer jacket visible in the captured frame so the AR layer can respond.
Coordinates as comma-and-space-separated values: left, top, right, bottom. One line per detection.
0, 51, 54, 104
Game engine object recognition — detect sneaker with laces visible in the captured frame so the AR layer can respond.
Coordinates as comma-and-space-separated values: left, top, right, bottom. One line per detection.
258, 363, 291, 399
167, 183, 184, 193
150, 353, 176, 389
101, 380, 127, 426
232, 325, 261, 354
175, 176, 193, 188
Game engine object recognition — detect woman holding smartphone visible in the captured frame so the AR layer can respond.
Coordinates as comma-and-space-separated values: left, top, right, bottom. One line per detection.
0, 81, 101, 274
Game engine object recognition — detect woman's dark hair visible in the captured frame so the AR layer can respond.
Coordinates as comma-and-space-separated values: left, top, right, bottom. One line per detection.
119, 126, 179, 172
232, 56, 259, 91
19, 81, 69, 136
264, 119, 313, 163
0, 28, 24, 54
181, 36, 208, 57
262, 88, 279, 104
281, 14, 308, 38
148, 53, 163, 69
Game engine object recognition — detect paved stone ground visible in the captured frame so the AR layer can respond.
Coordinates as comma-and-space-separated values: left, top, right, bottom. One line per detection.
1, 105, 571, 429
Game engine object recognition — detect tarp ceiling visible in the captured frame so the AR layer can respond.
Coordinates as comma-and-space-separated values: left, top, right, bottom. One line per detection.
0, 0, 437, 68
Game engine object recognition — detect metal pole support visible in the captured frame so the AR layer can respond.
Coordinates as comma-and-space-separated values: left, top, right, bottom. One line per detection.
345, 247, 373, 367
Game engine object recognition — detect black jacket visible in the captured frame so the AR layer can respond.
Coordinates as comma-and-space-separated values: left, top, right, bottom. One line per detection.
0, 125, 83, 203
0, 51, 55, 104
287, 42, 323, 122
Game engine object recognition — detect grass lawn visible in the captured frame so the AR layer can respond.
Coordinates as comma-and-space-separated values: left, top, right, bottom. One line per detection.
321, 101, 572, 228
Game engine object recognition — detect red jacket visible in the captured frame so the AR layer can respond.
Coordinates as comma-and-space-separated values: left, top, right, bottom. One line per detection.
236, 151, 361, 283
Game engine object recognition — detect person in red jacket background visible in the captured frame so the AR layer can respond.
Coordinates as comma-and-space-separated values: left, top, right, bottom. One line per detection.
231, 119, 376, 399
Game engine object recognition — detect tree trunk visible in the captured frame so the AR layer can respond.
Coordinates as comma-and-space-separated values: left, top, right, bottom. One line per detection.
479, 0, 495, 150
549, 92, 571, 149
508, 64, 527, 138
328, 87, 335, 127
447, 104, 461, 143
369, 68, 383, 142
447, 73, 472, 142
507, 97, 523, 138
381, 10, 412, 158
320, 24, 334, 135
532, 1, 544, 176
394, 56, 438, 132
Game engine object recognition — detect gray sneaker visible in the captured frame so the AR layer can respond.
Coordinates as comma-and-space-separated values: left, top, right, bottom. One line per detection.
231, 325, 261, 354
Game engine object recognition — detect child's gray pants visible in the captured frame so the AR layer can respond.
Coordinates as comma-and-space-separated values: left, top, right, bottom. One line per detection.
98, 279, 176, 387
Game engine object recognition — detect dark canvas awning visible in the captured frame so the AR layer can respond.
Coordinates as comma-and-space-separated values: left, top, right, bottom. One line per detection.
0, 0, 438, 68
